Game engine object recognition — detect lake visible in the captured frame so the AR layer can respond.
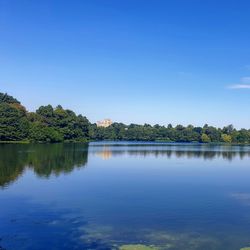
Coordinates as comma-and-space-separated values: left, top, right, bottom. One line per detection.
1, 142, 250, 250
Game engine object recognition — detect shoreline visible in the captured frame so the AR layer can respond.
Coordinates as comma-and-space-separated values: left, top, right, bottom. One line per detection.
0, 140, 249, 146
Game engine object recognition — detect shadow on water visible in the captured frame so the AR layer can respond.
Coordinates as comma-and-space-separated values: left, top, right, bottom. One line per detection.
0, 143, 89, 188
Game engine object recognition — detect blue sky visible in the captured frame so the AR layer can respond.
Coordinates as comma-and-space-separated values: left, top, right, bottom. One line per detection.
0, 0, 250, 128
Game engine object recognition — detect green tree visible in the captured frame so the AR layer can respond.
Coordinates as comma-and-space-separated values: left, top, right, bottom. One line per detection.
0, 99, 29, 141
33, 105, 90, 142
0, 93, 20, 104
221, 134, 232, 143
29, 122, 63, 142
201, 133, 211, 143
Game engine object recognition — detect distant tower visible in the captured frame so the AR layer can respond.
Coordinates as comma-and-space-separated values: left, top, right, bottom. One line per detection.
97, 119, 113, 128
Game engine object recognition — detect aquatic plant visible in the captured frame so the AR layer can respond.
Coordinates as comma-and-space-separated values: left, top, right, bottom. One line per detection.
119, 244, 160, 250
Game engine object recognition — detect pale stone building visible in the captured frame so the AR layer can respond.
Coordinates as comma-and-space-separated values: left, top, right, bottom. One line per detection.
97, 119, 113, 128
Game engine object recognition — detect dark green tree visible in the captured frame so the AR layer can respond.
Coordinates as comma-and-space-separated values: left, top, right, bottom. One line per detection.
0, 97, 29, 141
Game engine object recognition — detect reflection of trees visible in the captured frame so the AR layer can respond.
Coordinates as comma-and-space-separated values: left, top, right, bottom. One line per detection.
0, 144, 28, 188
1, 143, 250, 187
0, 143, 89, 188
92, 144, 250, 161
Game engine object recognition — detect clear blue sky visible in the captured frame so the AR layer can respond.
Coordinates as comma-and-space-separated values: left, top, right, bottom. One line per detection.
1, 0, 250, 128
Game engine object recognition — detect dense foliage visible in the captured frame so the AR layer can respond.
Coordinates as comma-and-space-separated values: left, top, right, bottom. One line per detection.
0, 93, 90, 142
90, 123, 250, 144
0, 92, 250, 143
0, 100, 29, 141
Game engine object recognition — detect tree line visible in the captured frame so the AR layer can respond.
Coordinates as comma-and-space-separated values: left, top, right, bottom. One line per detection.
0, 92, 250, 143
0, 93, 90, 142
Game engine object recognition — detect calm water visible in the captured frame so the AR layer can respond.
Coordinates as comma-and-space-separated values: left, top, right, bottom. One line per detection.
1, 142, 250, 250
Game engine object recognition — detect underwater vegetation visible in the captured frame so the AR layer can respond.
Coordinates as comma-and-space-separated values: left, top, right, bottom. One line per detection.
119, 244, 250, 250
119, 244, 160, 250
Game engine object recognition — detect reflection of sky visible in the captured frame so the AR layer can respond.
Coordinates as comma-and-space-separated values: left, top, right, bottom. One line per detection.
1, 143, 250, 249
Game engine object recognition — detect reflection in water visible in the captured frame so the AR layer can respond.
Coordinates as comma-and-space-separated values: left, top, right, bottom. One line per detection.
1, 142, 250, 188
95, 146, 112, 160
1, 142, 250, 249
0, 143, 89, 188
92, 143, 250, 161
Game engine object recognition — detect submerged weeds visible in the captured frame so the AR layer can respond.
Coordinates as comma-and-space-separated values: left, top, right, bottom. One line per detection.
119, 244, 160, 250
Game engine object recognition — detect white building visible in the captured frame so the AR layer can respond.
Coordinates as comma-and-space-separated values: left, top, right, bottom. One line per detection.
97, 119, 113, 128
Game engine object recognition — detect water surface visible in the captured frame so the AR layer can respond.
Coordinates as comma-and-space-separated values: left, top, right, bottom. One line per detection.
1, 142, 250, 250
